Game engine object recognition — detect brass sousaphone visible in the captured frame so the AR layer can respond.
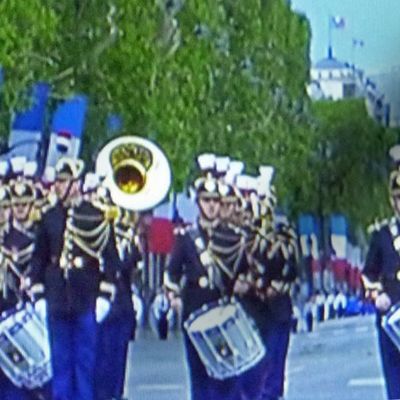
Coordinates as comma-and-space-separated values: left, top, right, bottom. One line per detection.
96, 136, 171, 211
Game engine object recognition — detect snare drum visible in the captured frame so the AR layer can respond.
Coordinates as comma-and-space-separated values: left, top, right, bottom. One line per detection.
382, 302, 400, 351
0, 302, 52, 389
184, 297, 266, 380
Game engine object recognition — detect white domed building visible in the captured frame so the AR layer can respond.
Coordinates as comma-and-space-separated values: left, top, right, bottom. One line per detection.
307, 50, 364, 101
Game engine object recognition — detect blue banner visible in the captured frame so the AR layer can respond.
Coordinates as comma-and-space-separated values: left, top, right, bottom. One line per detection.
298, 214, 316, 235
330, 214, 347, 236
51, 95, 88, 138
11, 82, 49, 132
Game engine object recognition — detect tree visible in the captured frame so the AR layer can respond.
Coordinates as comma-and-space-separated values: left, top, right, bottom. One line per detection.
309, 99, 397, 228
0, 0, 313, 196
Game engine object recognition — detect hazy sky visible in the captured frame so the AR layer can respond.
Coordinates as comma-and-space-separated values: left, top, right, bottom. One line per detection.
291, 0, 400, 74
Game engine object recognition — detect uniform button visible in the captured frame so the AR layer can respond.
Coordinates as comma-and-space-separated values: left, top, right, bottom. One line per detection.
397, 270, 400, 281
198, 276, 209, 288
73, 257, 84, 268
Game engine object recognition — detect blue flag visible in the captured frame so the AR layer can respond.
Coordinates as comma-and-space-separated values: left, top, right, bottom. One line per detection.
9, 82, 50, 161
45, 95, 88, 166
51, 95, 88, 139
331, 16, 345, 29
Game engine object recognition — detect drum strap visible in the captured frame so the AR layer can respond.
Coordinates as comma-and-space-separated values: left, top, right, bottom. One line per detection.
189, 228, 225, 292
0, 254, 24, 301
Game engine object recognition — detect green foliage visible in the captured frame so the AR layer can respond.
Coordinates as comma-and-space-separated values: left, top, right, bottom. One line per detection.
0, 0, 313, 189
1, 0, 394, 232
0, 0, 330, 219
310, 99, 397, 229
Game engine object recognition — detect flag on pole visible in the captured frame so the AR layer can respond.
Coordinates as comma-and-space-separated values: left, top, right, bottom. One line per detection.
330, 214, 348, 283
352, 38, 365, 47
331, 16, 346, 29
45, 95, 88, 168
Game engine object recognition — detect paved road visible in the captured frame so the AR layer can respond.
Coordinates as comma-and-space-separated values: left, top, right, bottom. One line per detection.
124, 315, 387, 400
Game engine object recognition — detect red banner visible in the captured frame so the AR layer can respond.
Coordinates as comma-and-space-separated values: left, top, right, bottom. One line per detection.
148, 218, 175, 255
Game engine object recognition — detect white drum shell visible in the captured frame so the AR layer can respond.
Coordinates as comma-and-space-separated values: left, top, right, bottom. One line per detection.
184, 298, 265, 380
382, 303, 400, 351
0, 303, 52, 389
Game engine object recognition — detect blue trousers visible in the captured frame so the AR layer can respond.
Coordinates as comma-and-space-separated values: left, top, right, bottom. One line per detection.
95, 312, 135, 400
377, 317, 400, 399
48, 311, 97, 400
0, 370, 35, 400
183, 332, 242, 400
258, 320, 291, 400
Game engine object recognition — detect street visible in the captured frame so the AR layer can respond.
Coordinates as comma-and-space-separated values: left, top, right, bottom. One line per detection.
124, 314, 387, 400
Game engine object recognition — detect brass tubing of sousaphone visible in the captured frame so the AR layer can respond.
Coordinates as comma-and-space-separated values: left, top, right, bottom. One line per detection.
113, 159, 146, 194
96, 135, 172, 211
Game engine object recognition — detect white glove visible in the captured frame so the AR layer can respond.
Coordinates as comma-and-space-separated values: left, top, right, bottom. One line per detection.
34, 299, 48, 322
375, 292, 392, 312
96, 297, 111, 324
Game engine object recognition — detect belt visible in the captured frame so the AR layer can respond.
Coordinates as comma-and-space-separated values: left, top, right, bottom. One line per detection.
60, 256, 99, 270
185, 281, 201, 290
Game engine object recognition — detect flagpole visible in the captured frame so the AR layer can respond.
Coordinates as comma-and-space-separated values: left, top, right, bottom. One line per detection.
352, 39, 364, 69
328, 15, 333, 59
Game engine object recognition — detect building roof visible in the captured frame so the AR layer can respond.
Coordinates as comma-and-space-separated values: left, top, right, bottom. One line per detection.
314, 57, 348, 70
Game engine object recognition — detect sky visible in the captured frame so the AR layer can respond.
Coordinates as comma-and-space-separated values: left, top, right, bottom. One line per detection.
291, 0, 400, 75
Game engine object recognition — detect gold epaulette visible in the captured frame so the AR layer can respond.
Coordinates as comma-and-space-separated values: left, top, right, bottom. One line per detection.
29, 208, 42, 222
367, 218, 389, 234
92, 199, 120, 222
104, 205, 120, 222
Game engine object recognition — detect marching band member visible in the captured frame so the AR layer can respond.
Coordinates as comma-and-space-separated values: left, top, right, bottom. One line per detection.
92, 176, 139, 400
0, 165, 41, 399
165, 154, 247, 400
0, 184, 33, 400
6, 175, 52, 400
237, 167, 299, 400
26, 157, 121, 400
362, 149, 400, 400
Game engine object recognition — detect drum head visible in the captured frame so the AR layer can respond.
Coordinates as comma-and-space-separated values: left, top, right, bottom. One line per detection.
188, 303, 236, 332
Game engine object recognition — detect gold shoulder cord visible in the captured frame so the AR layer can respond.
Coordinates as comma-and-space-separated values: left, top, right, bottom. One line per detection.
208, 230, 247, 280
59, 206, 111, 278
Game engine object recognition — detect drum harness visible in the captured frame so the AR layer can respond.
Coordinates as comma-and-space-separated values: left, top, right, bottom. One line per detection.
190, 225, 246, 297
0, 223, 35, 303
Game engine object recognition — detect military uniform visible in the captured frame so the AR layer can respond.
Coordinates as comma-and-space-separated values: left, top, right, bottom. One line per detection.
239, 221, 298, 400
363, 217, 400, 400
166, 220, 247, 400
28, 159, 120, 400
0, 185, 39, 400
95, 210, 139, 400
233, 169, 298, 400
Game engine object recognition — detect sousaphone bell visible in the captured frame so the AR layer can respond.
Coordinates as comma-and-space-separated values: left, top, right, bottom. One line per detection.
96, 136, 171, 211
